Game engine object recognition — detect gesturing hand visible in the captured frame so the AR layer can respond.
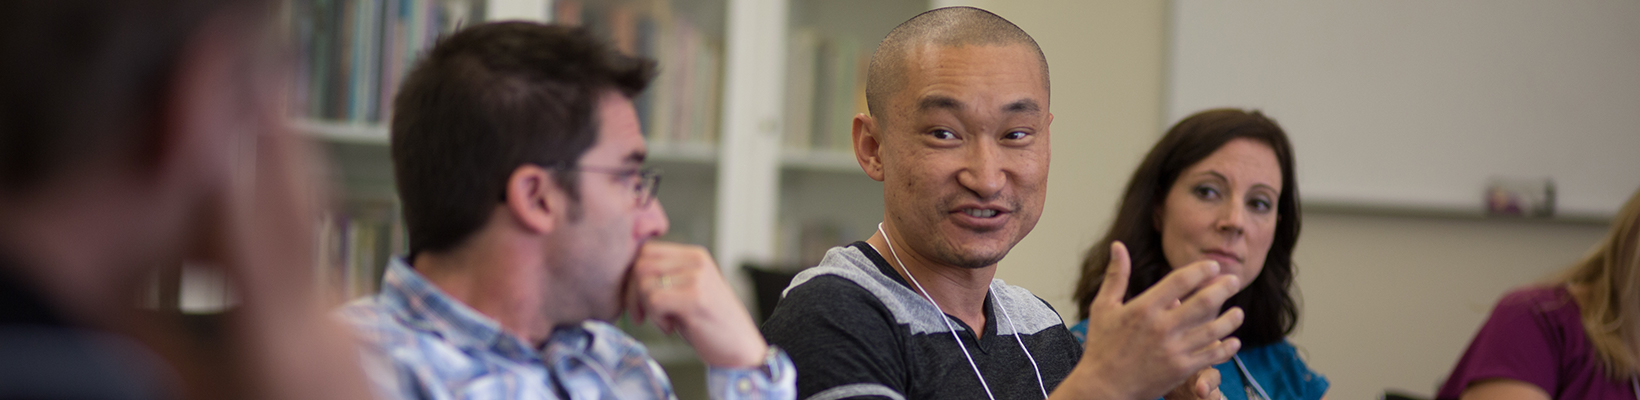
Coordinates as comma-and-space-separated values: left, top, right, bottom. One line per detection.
624, 241, 767, 369
1165, 368, 1224, 400
1053, 241, 1244, 400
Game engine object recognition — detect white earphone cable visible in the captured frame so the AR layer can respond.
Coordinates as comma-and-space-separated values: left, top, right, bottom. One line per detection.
997, 295, 1050, 398
876, 222, 1047, 400
1233, 355, 1271, 400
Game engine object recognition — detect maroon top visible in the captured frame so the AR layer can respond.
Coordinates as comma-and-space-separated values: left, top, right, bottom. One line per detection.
1438, 286, 1636, 400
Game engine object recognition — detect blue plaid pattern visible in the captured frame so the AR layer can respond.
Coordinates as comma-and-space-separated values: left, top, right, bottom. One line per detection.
339, 259, 795, 400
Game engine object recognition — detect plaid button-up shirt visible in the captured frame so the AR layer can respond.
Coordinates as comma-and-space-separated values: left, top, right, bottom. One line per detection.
338, 259, 795, 400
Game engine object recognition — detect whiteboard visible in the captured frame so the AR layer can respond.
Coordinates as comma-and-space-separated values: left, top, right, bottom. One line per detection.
1167, 1, 1640, 218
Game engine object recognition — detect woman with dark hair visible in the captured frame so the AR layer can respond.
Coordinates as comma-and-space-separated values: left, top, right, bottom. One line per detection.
1437, 187, 1640, 400
1069, 108, 1327, 400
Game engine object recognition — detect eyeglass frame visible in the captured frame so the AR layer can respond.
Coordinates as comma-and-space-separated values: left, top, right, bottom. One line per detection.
502, 163, 662, 208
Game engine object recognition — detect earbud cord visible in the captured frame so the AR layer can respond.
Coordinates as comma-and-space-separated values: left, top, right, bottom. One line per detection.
997, 291, 1050, 398
877, 223, 1047, 399
1233, 354, 1272, 400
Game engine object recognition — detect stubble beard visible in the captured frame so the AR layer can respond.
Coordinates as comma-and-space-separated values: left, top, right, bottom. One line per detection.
911, 192, 1028, 270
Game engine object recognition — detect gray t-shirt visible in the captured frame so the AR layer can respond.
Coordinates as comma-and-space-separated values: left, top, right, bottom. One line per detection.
761, 242, 1082, 400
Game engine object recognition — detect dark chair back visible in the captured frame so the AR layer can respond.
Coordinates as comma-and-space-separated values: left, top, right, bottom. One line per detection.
742, 265, 800, 323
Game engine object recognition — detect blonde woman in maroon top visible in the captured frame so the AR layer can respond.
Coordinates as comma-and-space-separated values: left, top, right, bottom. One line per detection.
1439, 187, 1640, 400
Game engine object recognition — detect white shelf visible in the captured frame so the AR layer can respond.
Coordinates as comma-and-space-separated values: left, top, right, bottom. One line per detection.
293, 118, 728, 167
779, 149, 860, 173
648, 141, 720, 164
1304, 199, 1612, 226
291, 119, 390, 145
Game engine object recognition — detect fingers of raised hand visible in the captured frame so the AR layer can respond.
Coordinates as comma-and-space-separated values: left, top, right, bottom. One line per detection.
627, 242, 696, 321
1163, 368, 1219, 400
1194, 367, 1220, 398
1185, 335, 1241, 373
628, 241, 736, 331
1172, 274, 1241, 326
1177, 305, 1242, 354
1143, 306, 1241, 382
633, 242, 718, 278
1135, 260, 1222, 311
1094, 241, 1133, 309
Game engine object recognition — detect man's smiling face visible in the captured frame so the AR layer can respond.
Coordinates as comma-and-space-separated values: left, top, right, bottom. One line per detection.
877, 42, 1052, 269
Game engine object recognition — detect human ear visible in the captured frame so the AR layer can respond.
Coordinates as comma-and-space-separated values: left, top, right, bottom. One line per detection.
853, 113, 885, 182
505, 165, 558, 234
1043, 112, 1054, 142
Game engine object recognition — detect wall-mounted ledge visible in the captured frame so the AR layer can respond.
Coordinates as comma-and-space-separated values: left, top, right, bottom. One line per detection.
1303, 200, 1611, 227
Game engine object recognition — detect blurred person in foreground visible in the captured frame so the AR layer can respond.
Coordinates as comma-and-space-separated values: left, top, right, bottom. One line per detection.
335, 22, 794, 399
760, 6, 1243, 400
1069, 109, 1328, 400
0, 0, 370, 399
1438, 187, 1640, 400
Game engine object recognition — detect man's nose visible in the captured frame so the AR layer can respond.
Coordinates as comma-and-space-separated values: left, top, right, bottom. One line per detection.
957, 140, 1005, 199
636, 198, 669, 239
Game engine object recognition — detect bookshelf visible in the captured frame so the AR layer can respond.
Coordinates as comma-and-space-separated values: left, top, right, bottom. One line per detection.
767, 0, 927, 269
287, 0, 486, 299
286, 1, 932, 397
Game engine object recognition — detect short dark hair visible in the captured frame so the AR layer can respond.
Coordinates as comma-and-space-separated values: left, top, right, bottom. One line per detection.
865, 6, 1048, 129
391, 22, 655, 257
0, 0, 252, 195
1072, 108, 1302, 347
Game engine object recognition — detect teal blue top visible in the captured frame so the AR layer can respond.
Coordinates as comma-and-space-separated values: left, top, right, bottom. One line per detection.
1069, 319, 1328, 400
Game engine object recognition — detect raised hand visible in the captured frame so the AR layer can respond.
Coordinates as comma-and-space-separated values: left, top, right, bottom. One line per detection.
1052, 241, 1244, 400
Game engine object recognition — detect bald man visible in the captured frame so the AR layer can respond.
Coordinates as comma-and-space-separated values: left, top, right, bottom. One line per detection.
762, 7, 1243, 400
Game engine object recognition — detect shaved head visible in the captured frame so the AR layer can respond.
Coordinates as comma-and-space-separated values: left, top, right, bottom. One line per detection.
866, 6, 1049, 127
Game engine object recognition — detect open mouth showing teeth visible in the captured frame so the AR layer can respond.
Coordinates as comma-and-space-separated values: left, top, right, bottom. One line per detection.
962, 209, 999, 218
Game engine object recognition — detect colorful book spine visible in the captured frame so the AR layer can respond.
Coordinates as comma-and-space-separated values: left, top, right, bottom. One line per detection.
289, 0, 474, 125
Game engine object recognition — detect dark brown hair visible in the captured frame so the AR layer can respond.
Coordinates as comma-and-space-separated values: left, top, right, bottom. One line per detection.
391, 22, 655, 258
1072, 108, 1302, 347
0, 0, 254, 195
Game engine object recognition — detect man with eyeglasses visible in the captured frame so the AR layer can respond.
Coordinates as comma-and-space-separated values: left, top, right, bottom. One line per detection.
338, 22, 794, 399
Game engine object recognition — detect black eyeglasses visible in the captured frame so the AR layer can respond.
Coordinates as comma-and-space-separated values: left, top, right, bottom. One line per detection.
552, 165, 663, 208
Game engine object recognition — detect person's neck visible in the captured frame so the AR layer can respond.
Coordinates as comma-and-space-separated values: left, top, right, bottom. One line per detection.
868, 225, 996, 336
412, 229, 560, 347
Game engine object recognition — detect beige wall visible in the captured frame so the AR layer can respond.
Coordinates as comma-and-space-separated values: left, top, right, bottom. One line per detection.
972, 2, 1616, 400
1292, 213, 1606, 399
977, 0, 1171, 322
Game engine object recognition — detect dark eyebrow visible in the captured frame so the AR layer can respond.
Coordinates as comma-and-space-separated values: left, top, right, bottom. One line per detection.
916, 95, 962, 112
1192, 170, 1228, 182
1195, 170, 1283, 195
1003, 99, 1041, 114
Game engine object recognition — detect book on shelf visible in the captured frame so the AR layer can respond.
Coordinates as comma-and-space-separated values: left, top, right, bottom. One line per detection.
556, 0, 723, 149
289, 0, 480, 125
783, 28, 819, 152
315, 200, 403, 299
784, 29, 869, 154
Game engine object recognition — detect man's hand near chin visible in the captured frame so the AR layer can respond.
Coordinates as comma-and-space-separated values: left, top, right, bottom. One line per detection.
622, 241, 767, 368
1050, 242, 1244, 400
